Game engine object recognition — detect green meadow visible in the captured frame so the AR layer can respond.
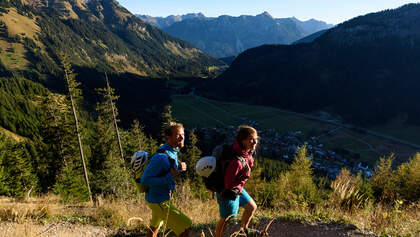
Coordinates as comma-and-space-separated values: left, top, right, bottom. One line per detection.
171, 95, 419, 165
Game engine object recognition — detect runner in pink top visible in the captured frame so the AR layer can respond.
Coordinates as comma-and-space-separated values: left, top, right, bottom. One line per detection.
215, 125, 260, 237
224, 140, 254, 192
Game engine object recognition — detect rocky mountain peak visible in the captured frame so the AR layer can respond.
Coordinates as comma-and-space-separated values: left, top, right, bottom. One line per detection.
258, 11, 273, 18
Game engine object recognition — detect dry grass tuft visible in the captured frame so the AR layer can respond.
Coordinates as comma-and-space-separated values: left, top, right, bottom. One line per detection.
330, 169, 368, 211
0, 197, 52, 223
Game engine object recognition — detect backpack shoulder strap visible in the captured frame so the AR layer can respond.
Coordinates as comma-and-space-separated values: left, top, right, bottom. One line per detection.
156, 148, 165, 154
236, 156, 249, 172
222, 145, 249, 172
156, 148, 175, 171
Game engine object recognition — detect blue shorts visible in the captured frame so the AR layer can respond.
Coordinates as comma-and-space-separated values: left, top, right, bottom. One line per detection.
216, 189, 253, 219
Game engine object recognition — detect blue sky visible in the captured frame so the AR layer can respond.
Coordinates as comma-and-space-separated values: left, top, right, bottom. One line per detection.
117, 0, 418, 24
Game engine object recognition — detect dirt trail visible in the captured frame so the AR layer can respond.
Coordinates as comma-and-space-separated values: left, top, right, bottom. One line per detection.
0, 222, 112, 237
0, 218, 375, 237
211, 218, 375, 237
187, 218, 375, 237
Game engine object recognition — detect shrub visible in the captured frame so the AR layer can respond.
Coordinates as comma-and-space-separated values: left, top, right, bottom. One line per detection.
270, 146, 320, 209
394, 153, 420, 202
54, 162, 91, 203
370, 155, 397, 202
370, 153, 420, 203
286, 146, 320, 204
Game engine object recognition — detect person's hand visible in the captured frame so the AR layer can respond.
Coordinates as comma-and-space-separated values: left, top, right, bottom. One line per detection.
170, 168, 180, 178
221, 188, 241, 200
179, 162, 187, 172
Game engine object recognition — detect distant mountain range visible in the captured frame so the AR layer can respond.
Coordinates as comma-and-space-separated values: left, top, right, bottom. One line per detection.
137, 13, 206, 29
137, 12, 333, 58
202, 4, 420, 126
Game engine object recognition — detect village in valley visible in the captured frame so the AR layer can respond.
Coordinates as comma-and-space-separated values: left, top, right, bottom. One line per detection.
195, 122, 374, 178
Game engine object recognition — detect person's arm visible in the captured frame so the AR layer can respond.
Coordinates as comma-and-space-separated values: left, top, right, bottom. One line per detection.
141, 155, 175, 186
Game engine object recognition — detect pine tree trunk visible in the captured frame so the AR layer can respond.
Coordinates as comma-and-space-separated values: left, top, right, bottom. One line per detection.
105, 73, 125, 168
65, 70, 93, 203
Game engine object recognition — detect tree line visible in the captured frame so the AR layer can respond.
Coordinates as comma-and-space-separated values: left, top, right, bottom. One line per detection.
0, 58, 202, 202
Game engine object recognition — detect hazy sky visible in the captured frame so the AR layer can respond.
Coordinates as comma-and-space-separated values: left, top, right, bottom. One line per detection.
117, 0, 418, 24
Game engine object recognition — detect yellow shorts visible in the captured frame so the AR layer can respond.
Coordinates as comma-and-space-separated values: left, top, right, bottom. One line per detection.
146, 200, 192, 235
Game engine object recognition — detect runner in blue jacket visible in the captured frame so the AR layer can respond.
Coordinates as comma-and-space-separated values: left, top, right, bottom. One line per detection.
141, 122, 191, 237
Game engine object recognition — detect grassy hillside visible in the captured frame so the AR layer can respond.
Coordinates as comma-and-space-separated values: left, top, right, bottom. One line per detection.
0, 0, 224, 80
0, 126, 26, 142
171, 95, 419, 166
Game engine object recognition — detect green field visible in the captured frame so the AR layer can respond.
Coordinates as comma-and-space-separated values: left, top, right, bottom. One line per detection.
372, 125, 420, 145
171, 95, 330, 131
171, 95, 419, 165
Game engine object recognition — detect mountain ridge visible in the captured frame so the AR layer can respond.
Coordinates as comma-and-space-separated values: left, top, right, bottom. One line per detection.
137, 12, 333, 57
0, 0, 224, 78
203, 3, 420, 126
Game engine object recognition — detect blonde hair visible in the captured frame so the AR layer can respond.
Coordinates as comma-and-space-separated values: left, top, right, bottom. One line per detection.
163, 122, 184, 137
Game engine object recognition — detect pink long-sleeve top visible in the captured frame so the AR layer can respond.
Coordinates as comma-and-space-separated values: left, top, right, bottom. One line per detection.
224, 140, 254, 191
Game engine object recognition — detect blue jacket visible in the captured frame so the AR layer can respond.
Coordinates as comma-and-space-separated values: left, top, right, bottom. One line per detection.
140, 142, 179, 203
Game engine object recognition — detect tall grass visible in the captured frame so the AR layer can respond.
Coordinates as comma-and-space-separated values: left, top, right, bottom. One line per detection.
330, 169, 371, 211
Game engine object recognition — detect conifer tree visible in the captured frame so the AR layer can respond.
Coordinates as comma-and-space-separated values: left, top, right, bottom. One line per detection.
286, 145, 319, 204
127, 120, 148, 151
0, 133, 9, 194
147, 135, 159, 154
90, 81, 133, 198
395, 153, 420, 202
160, 105, 175, 142
105, 73, 125, 166
122, 119, 158, 160
37, 94, 69, 191
182, 129, 202, 181
0, 141, 38, 198
53, 56, 92, 203
161, 105, 175, 124
370, 155, 395, 202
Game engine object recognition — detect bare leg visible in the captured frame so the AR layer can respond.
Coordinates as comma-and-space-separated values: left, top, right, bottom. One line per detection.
179, 228, 190, 237
241, 200, 257, 229
147, 226, 159, 237
216, 218, 228, 237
